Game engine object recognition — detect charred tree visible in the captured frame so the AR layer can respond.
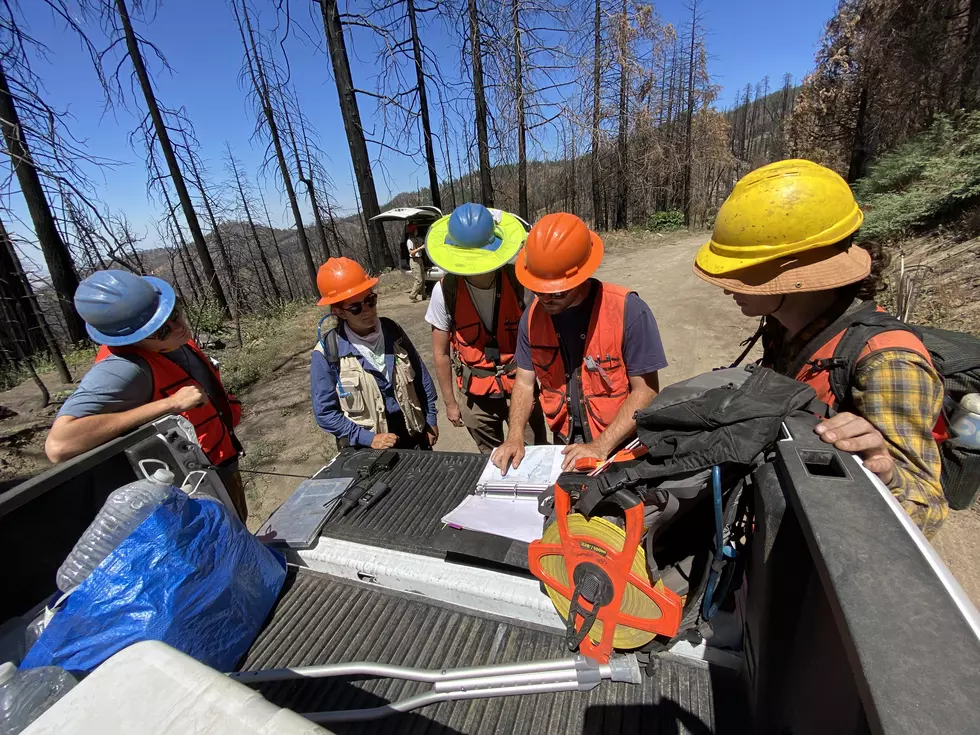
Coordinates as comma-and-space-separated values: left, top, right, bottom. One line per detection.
114, 0, 229, 317
468, 0, 494, 206
227, 150, 282, 303
0, 63, 86, 343
406, 0, 442, 210
318, 0, 392, 269
590, 0, 603, 230
512, 0, 528, 220
234, 0, 318, 292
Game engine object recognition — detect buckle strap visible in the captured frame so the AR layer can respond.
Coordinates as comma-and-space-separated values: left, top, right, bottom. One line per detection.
461, 360, 517, 379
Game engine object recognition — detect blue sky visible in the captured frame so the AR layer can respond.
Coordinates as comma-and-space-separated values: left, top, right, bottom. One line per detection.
11, 0, 836, 264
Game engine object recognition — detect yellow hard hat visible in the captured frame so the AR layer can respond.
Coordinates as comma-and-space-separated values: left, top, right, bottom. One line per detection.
695, 159, 864, 275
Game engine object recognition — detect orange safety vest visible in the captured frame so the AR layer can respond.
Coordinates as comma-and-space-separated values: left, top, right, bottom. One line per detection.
528, 282, 631, 443
96, 341, 243, 465
450, 273, 524, 397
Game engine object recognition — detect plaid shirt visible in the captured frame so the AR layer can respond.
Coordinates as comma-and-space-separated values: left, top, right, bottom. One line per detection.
766, 301, 947, 537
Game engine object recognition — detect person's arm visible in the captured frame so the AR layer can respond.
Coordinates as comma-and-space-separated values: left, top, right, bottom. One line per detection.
45, 385, 205, 463
815, 350, 946, 537
310, 351, 378, 448
560, 372, 659, 471
410, 338, 439, 430
431, 328, 463, 427
490, 367, 536, 472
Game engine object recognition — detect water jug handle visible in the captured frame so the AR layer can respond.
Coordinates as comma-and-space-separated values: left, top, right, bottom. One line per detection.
180, 470, 208, 497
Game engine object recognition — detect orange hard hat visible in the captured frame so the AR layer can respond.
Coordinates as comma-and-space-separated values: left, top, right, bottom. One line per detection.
316, 257, 378, 306
514, 213, 604, 293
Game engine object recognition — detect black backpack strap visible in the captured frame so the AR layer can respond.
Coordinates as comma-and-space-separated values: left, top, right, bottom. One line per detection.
442, 274, 459, 335
825, 312, 918, 406
316, 314, 341, 366
789, 300, 880, 378
729, 318, 765, 368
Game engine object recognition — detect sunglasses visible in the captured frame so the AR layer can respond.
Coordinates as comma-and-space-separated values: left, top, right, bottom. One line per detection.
538, 289, 572, 301
152, 303, 184, 341
342, 293, 378, 315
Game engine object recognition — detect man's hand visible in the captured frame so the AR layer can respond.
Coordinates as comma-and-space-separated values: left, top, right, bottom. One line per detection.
560, 441, 609, 472
491, 439, 525, 474
815, 412, 895, 486
168, 385, 206, 412
445, 401, 464, 427
426, 424, 439, 447
371, 433, 398, 450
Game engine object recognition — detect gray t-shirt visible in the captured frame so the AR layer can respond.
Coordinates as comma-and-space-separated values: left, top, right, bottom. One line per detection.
58, 345, 224, 419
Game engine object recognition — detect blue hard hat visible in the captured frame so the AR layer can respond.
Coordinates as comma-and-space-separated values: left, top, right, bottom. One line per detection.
446, 203, 503, 252
74, 270, 177, 346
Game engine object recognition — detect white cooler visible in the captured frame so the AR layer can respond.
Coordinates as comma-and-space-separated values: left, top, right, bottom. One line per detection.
24, 641, 328, 735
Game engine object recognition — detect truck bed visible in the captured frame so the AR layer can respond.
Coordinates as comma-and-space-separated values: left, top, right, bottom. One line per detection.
240, 568, 745, 734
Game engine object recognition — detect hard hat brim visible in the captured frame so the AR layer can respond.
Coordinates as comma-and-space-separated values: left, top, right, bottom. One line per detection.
424, 210, 527, 276
317, 276, 379, 306
85, 276, 177, 346
695, 204, 864, 276
692, 243, 872, 295
514, 230, 605, 293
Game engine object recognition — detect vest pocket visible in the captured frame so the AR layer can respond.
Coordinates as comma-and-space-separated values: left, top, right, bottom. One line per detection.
337, 371, 367, 415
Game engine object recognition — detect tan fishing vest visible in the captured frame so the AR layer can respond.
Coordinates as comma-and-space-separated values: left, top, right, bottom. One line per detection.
314, 334, 426, 436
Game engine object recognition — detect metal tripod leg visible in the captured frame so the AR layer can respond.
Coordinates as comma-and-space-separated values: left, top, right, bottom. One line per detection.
230, 654, 642, 724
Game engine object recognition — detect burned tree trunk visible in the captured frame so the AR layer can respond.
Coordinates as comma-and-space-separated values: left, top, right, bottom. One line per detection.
280, 95, 331, 263
468, 0, 493, 207
319, 0, 392, 270
229, 153, 282, 303
234, 0, 319, 293
590, 0, 602, 230
0, 62, 86, 343
513, 0, 528, 221
259, 193, 295, 301
0, 219, 71, 383
682, 0, 698, 227
407, 0, 442, 210
613, 0, 628, 230
115, 0, 229, 318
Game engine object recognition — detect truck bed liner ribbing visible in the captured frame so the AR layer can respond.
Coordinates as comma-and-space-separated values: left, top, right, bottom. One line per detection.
316, 449, 488, 555
240, 569, 742, 734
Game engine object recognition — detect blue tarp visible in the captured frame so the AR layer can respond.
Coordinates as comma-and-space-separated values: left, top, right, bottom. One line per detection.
22, 489, 286, 674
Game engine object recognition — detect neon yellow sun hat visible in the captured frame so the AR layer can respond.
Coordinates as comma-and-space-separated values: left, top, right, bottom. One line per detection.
695, 159, 864, 276
425, 203, 528, 276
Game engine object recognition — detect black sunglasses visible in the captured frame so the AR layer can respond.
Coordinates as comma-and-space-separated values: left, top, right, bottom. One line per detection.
152, 303, 184, 341
342, 293, 378, 315
538, 289, 572, 300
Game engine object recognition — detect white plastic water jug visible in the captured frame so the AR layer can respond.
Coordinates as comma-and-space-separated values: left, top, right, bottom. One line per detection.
949, 393, 980, 448
55, 469, 175, 593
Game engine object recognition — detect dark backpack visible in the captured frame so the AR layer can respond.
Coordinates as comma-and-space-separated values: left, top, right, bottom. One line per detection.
795, 300, 980, 509
559, 366, 822, 636
442, 264, 524, 335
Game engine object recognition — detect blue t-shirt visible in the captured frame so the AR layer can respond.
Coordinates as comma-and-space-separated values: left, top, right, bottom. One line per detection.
514, 280, 667, 439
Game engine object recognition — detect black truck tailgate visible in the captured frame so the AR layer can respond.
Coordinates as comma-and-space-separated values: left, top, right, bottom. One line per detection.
241, 568, 744, 734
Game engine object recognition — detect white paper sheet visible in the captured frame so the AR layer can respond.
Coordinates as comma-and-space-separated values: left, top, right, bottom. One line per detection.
441, 494, 546, 543
479, 445, 565, 493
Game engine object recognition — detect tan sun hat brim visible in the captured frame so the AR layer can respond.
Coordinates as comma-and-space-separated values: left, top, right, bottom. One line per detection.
693, 243, 871, 295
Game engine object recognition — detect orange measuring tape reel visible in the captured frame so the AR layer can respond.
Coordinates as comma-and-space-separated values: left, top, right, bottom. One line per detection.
528, 483, 683, 663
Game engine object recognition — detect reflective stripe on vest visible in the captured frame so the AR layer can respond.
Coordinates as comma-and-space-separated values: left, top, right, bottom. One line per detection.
315, 339, 426, 436
451, 273, 523, 397
527, 282, 631, 442
95, 342, 242, 465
